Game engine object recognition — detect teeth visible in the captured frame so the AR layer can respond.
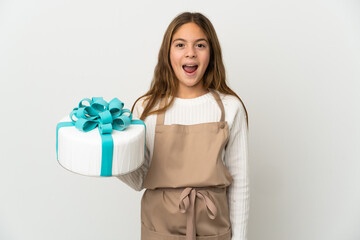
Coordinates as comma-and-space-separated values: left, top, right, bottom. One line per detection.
184, 65, 197, 67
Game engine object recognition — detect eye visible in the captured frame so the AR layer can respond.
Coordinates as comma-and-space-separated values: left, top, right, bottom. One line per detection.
196, 43, 206, 48
176, 43, 184, 47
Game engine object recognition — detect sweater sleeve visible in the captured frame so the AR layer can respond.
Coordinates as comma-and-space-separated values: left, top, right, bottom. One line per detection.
116, 98, 149, 191
224, 102, 250, 240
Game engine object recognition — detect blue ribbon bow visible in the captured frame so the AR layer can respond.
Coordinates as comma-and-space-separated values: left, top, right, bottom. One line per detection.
70, 97, 133, 134
56, 97, 146, 177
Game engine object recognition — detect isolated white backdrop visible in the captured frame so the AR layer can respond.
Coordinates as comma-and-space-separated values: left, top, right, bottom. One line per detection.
0, 0, 359, 239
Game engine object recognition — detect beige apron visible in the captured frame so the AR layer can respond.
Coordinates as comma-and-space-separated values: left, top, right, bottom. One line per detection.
141, 89, 234, 240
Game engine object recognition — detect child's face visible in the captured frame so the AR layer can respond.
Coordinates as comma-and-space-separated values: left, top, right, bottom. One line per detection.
170, 22, 210, 92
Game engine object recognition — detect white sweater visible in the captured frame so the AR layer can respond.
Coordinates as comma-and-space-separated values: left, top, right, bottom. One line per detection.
117, 90, 249, 240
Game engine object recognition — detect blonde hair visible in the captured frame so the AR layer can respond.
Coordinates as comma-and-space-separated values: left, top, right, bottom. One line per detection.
131, 12, 249, 128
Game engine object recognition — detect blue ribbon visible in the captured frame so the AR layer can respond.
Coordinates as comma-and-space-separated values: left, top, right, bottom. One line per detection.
56, 97, 146, 177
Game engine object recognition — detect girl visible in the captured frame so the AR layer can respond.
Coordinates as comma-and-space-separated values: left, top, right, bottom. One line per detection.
117, 12, 249, 240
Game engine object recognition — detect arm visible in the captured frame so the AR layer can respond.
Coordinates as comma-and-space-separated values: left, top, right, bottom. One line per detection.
116, 98, 149, 191
224, 103, 250, 240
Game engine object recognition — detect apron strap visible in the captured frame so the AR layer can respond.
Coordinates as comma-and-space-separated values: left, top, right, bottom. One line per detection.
156, 96, 166, 126
156, 88, 225, 126
209, 88, 225, 122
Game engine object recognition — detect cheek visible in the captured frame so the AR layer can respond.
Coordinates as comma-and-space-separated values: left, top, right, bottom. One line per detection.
201, 50, 210, 68
202, 56, 210, 70
170, 51, 181, 67
169, 51, 182, 77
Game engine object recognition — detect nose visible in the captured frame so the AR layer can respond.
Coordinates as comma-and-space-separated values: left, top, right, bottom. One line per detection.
186, 46, 196, 58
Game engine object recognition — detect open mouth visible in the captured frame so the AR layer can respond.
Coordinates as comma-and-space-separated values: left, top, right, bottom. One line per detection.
182, 65, 198, 74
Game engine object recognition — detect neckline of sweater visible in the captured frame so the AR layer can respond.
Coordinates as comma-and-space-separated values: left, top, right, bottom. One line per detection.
173, 90, 215, 104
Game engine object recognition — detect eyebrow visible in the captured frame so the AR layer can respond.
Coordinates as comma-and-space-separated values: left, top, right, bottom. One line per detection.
172, 38, 208, 44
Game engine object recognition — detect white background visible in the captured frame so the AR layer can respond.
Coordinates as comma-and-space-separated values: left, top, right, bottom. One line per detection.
0, 0, 359, 239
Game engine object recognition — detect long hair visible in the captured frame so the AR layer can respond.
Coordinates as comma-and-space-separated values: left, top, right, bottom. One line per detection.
131, 12, 249, 128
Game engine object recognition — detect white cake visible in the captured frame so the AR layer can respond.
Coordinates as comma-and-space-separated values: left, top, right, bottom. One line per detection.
56, 97, 146, 177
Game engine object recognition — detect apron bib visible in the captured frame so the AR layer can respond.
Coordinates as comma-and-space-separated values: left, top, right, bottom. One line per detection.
141, 89, 233, 240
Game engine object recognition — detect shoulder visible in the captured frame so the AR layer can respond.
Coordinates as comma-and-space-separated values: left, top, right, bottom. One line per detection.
132, 95, 157, 119
133, 96, 148, 110
217, 90, 247, 120
132, 96, 148, 119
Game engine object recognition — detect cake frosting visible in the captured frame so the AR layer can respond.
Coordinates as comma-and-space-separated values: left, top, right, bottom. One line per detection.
56, 97, 146, 177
